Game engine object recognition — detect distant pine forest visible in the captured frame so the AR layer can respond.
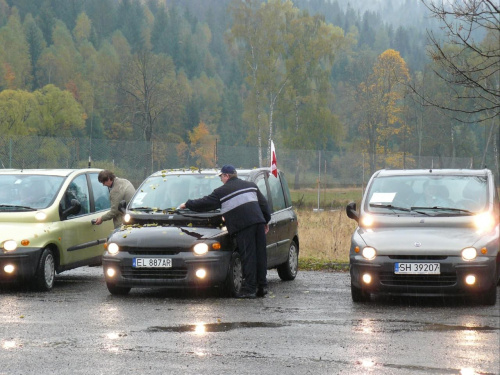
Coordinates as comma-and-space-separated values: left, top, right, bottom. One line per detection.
0, 0, 498, 176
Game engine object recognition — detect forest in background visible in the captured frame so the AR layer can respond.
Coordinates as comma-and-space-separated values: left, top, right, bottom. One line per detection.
0, 0, 498, 179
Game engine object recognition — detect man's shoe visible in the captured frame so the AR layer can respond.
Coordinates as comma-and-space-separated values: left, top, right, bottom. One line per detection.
236, 292, 257, 299
256, 287, 268, 297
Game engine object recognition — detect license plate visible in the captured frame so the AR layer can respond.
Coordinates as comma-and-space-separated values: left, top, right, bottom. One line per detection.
133, 258, 172, 268
394, 263, 440, 274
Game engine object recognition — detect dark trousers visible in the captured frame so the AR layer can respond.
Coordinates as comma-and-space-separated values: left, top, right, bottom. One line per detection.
235, 223, 267, 293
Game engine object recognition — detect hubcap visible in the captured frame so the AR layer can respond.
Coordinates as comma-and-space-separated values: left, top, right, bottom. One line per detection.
289, 244, 298, 276
44, 253, 55, 287
233, 258, 242, 291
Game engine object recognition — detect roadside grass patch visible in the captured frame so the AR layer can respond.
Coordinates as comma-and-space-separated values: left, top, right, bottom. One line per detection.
295, 207, 357, 270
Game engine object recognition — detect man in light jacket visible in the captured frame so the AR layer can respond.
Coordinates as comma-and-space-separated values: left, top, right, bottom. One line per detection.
94, 170, 135, 228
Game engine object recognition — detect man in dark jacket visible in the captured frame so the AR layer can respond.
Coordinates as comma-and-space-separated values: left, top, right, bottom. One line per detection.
179, 165, 271, 298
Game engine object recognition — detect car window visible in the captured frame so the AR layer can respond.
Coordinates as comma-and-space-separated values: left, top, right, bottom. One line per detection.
90, 173, 111, 211
279, 171, 292, 208
62, 174, 90, 217
255, 174, 269, 202
366, 174, 488, 214
268, 173, 286, 212
130, 174, 222, 210
0, 175, 64, 210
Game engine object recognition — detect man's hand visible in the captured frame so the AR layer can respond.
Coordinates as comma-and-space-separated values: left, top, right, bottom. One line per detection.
94, 217, 103, 225
178, 203, 186, 209
264, 224, 269, 234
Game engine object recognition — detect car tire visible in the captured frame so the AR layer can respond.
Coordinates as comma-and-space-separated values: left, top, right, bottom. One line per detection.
224, 252, 242, 297
277, 240, 298, 281
351, 282, 370, 302
32, 248, 55, 291
106, 282, 131, 296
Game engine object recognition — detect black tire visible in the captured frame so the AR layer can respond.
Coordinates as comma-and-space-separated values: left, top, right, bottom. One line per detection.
277, 240, 299, 281
106, 282, 131, 295
32, 248, 55, 291
224, 252, 242, 297
351, 282, 370, 302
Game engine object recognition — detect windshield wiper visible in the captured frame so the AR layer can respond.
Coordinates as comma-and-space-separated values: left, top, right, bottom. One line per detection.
410, 206, 474, 215
129, 206, 155, 212
369, 203, 411, 212
0, 204, 36, 210
370, 203, 430, 216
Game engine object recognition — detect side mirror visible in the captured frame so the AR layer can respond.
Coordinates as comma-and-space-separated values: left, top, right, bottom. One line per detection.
346, 202, 359, 223
61, 199, 81, 220
118, 200, 127, 213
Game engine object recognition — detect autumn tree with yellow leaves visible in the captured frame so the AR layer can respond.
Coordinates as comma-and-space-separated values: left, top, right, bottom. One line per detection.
356, 49, 410, 174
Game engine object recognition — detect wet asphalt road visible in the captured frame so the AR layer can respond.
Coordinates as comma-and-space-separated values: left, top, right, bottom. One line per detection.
0, 268, 499, 375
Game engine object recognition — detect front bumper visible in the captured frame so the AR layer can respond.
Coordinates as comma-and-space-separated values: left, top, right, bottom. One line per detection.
0, 247, 44, 281
102, 251, 232, 288
350, 255, 498, 297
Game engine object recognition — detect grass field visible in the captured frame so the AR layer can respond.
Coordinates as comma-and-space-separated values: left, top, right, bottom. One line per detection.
288, 188, 360, 270
294, 207, 357, 271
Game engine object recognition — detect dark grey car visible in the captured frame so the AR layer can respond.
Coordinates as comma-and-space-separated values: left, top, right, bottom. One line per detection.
346, 169, 499, 305
102, 168, 299, 295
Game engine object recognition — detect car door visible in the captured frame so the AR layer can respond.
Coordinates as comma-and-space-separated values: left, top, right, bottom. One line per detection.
253, 172, 278, 265
267, 171, 297, 266
58, 172, 112, 269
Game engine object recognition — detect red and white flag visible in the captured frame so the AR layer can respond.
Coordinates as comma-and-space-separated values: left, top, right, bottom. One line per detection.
270, 140, 278, 178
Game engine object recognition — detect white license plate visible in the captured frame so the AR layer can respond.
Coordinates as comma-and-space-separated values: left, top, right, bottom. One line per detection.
395, 263, 440, 274
133, 258, 172, 268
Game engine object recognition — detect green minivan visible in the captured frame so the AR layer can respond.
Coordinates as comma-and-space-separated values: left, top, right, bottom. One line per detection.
0, 169, 114, 291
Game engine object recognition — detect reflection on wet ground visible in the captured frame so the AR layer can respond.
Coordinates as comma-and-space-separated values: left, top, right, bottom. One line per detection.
350, 318, 499, 333
147, 321, 287, 333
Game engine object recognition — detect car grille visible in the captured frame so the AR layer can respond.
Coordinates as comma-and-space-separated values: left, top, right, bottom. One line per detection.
121, 266, 188, 280
124, 247, 184, 256
388, 255, 448, 260
379, 272, 457, 287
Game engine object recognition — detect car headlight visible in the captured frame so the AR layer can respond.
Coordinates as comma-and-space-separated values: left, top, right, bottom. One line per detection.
3, 240, 17, 252
123, 213, 131, 223
461, 247, 477, 261
35, 212, 47, 221
107, 242, 120, 255
193, 243, 209, 255
361, 214, 374, 227
474, 212, 495, 232
362, 247, 376, 260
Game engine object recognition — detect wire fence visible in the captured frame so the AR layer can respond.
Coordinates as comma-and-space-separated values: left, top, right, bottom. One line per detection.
1, 135, 497, 208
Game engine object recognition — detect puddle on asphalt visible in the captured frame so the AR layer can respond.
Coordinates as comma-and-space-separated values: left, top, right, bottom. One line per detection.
147, 321, 286, 333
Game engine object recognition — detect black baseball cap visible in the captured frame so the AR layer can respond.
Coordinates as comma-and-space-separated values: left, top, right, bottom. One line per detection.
218, 164, 236, 175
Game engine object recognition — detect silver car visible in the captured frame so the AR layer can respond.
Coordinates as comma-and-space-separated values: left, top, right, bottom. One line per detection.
346, 169, 499, 305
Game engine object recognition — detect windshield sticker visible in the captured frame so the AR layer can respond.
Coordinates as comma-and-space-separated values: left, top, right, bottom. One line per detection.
134, 192, 146, 204
370, 192, 396, 203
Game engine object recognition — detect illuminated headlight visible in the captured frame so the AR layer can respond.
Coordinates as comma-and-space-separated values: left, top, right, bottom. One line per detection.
35, 212, 47, 221
3, 240, 17, 252
193, 243, 209, 255
474, 212, 495, 231
107, 243, 120, 255
362, 247, 376, 260
123, 213, 131, 223
361, 214, 374, 227
461, 247, 477, 261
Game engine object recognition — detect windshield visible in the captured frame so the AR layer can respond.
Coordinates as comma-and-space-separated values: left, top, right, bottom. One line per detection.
0, 174, 65, 210
365, 174, 488, 215
129, 174, 223, 211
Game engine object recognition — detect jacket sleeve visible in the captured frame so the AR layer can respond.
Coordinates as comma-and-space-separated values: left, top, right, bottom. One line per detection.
185, 191, 221, 212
